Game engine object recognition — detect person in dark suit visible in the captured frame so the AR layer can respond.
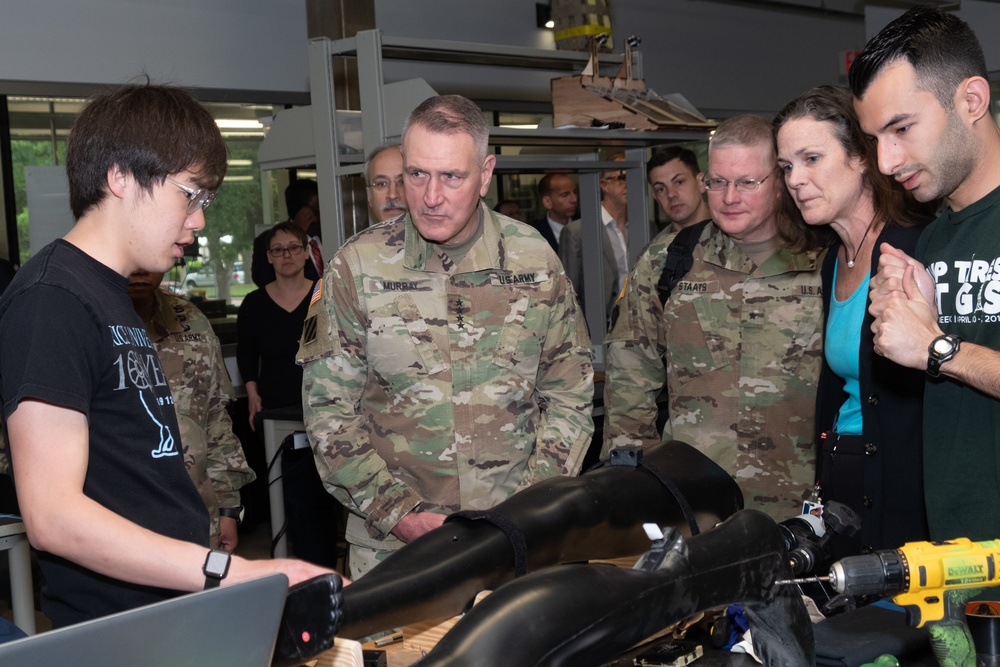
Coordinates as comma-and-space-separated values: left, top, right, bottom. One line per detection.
531, 173, 578, 252
250, 178, 322, 287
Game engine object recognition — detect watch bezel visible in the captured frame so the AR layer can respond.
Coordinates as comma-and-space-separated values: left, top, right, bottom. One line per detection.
927, 334, 961, 378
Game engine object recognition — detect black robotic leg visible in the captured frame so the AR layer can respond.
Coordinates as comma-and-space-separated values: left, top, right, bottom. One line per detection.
337, 441, 744, 640
415, 509, 813, 667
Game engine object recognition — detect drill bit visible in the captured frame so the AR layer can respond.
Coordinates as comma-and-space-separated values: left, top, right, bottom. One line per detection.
775, 576, 831, 586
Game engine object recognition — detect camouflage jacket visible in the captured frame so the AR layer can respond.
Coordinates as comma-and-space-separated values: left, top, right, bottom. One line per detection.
603, 222, 824, 518
143, 291, 255, 544
298, 203, 595, 544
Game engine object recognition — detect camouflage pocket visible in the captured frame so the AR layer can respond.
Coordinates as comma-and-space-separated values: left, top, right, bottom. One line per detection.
760, 292, 823, 382
665, 283, 730, 385
368, 295, 448, 395
492, 292, 542, 385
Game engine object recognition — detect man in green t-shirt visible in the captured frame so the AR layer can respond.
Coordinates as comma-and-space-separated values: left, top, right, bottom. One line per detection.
853, 6, 1000, 540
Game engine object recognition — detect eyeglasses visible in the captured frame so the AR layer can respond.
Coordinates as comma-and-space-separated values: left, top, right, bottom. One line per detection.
368, 177, 405, 192
267, 244, 306, 258
602, 173, 627, 183
703, 174, 771, 193
166, 178, 217, 214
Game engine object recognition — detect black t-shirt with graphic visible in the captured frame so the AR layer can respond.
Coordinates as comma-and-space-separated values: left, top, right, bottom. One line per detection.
0, 240, 208, 627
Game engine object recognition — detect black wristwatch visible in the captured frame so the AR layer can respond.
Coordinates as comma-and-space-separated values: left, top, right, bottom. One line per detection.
927, 334, 961, 378
203, 549, 231, 590
219, 505, 244, 526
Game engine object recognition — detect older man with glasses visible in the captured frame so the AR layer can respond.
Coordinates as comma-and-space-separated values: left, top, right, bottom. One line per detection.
603, 115, 827, 521
365, 143, 408, 223
558, 159, 629, 326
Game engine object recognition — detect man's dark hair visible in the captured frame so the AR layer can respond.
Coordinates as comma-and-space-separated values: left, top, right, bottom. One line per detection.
538, 173, 574, 198
65, 83, 227, 221
849, 5, 987, 108
647, 147, 702, 184
284, 178, 319, 219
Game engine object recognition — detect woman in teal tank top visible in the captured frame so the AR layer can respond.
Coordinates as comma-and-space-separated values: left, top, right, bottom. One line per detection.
773, 86, 933, 556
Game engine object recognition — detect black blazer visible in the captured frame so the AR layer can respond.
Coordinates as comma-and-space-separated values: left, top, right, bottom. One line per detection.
815, 223, 929, 551
530, 217, 560, 252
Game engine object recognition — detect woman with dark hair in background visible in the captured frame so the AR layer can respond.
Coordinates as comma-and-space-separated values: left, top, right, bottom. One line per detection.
774, 85, 933, 555
238, 220, 340, 568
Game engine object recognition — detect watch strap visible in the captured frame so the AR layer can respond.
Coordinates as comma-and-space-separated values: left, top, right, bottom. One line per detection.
927, 334, 961, 378
219, 506, 244, 526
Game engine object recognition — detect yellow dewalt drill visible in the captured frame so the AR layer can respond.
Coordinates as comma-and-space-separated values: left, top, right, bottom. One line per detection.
802, 538, 1000, 666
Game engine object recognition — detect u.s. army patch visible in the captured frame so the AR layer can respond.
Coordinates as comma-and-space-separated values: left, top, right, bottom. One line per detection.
491, 271, 547, 286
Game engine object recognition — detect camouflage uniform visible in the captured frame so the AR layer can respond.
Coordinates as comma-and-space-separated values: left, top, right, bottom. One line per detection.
298, 203, 594, 572
142, 290, 255, 547
603, 222, 824, 518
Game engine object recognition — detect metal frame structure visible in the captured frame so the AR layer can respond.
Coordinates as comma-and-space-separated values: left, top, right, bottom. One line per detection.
305, 29, 710, 349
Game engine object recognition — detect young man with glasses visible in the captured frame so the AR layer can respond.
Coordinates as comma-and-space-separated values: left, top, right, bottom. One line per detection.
0, 84, 337, 628
603, 115, 826, 520
365, 143, 408, 223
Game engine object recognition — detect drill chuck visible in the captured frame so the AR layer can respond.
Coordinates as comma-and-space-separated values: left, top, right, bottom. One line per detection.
828, 551, 909, 597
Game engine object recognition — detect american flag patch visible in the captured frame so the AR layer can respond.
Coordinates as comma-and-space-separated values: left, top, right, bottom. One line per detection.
309, 281, 322, 307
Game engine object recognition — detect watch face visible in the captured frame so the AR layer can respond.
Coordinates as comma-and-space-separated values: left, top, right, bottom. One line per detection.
933, 337, 955, 355
205, 551, 229, 576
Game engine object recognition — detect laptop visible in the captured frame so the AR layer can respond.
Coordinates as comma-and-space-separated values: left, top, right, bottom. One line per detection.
0, 573, 289, 667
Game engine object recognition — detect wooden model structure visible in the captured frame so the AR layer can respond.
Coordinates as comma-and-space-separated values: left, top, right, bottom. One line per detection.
551, 35, 716, 131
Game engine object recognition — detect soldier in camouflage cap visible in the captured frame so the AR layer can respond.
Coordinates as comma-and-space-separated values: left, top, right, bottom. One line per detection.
298, 95, 595, 578
603, 115, 825, 519
128, 270, 255, 551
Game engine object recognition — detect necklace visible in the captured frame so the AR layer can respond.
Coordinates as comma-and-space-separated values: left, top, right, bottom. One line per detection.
845, 216, 876, 269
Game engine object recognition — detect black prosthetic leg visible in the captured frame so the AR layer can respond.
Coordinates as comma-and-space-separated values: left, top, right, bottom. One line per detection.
415, 509, 814, 667
337, 441, 743, 639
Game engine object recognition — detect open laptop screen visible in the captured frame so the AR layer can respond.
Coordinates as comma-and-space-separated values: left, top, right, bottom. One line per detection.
0, 573, 288, 667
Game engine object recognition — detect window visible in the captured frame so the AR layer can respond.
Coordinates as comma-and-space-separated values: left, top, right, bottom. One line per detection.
6, 96, 285, 308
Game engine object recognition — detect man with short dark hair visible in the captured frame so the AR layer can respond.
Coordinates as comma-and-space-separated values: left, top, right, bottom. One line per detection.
251, 178, 323, 286
0, 84, 333, 627
299, 94, 594, 578
853, 6, 1000, 540
648, 147, 710, 233
365, 144, 408, 223
532, 173, 578, 251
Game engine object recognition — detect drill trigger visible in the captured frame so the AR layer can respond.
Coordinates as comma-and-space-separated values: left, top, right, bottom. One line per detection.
903, 604, 921, 628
